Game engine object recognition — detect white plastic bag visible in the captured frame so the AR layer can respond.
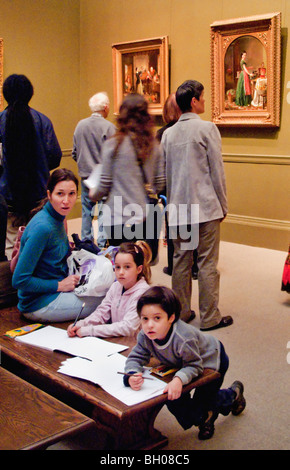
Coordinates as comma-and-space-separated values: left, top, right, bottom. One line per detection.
67, 249, 115, 297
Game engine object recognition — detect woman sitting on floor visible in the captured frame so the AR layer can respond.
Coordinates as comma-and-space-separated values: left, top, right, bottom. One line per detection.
12, 168, 105, 322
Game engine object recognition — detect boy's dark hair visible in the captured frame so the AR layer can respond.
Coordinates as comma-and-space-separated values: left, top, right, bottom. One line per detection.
137, 285, 181, 322
176, 80, 204, 113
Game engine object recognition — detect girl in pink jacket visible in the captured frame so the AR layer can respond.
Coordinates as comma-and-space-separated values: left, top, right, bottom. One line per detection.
67, 241, 151, 338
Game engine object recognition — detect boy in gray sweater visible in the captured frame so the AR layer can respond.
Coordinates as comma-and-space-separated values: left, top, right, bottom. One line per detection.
124, 286, 246, 440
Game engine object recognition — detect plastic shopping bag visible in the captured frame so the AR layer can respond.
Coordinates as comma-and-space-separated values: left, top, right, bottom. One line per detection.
67, 249, 115, 297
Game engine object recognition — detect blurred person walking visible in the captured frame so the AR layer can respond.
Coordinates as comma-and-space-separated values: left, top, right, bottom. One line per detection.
89, 93, 165, 263
72, 92, 116, 246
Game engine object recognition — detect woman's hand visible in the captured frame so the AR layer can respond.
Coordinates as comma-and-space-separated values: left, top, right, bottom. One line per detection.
128, 373, 144, 391
163, 376, 183, 400
57, 274, 80, 292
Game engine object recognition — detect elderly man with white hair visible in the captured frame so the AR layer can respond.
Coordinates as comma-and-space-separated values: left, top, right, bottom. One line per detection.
72, 92, 116, 245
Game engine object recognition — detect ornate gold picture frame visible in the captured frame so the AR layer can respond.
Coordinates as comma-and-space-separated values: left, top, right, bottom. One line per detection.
210, 12, 281, 127
112, 36, 169, 115
0, 39, 3, 111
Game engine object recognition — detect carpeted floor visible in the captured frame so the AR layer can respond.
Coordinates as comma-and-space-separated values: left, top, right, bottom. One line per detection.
49, 219, 289, 450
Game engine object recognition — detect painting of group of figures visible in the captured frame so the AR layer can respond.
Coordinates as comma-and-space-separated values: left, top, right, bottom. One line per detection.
122, 49, 161, 104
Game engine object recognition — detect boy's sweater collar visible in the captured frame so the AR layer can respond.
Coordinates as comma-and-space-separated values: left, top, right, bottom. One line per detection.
153, 322, 177, 347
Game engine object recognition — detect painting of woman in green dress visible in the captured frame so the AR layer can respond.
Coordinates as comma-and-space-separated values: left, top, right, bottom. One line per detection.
235, 51, 254, 106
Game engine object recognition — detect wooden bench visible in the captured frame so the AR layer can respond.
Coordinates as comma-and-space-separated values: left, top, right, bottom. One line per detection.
0, 367, 96, 450
0, 305, 221, 450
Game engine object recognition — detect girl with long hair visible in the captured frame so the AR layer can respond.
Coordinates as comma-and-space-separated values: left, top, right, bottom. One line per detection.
67, 240, 152, 338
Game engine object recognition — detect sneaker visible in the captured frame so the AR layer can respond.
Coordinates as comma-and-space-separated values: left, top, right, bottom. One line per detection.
230, 381, 246, 415
198, 410, 218, 440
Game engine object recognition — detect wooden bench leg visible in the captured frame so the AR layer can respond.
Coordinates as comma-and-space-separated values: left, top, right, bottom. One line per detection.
92, 404, 168, 450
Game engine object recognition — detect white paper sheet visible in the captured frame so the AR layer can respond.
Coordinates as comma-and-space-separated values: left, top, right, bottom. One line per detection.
15, 326, 128, 360
58, 354, 166, 406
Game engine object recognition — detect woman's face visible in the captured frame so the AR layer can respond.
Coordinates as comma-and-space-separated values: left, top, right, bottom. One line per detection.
47, 180, 78, 217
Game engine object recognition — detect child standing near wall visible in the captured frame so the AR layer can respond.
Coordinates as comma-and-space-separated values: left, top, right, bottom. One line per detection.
124, 286, 246, 440
67, 241, 151, 338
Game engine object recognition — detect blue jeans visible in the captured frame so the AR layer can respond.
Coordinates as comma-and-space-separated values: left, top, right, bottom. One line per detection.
81, 179, 96, 241
23, 292, 104, 323
81, 180, 106, 247
166, 342, 236, 429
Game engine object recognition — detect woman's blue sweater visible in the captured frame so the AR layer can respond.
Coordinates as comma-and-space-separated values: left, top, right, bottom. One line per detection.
12, 202, 70, 313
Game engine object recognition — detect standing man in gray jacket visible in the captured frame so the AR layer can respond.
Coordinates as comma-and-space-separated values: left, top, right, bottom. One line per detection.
161, 80, 233, 330
72, 92, 116, 245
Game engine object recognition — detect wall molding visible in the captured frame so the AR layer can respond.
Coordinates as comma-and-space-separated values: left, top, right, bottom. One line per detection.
62, 148, 290, 165
225, 213, 290, 231
223, 153, 290, 165
61, 148, 290, 230
62, 149, 73, 158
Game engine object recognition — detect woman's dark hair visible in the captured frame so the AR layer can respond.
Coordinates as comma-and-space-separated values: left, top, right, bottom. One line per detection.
47, 168, 79, 194
3, 74, 38, 220
115, 93, 154, 164
176, 80, 204, 113
162, 93, 181, 124
136, 285, 181, 322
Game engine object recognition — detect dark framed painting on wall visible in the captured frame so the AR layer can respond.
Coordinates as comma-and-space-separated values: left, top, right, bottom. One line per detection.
112, 36, 169, 115
210, 12, 281, 127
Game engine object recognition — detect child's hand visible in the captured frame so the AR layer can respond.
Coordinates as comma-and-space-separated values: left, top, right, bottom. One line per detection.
67, 324, 82, 337
163, 376, 183, 400
128, 373, 144, 391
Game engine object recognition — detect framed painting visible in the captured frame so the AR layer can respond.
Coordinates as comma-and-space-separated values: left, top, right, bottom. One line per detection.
210, 12, 281, 127
0, 38, 3, 111
112, 36, 169, 115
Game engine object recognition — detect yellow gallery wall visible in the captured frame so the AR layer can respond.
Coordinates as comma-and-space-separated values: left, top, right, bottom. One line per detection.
0, 0, 80, 148
1, 0, 289, 250
0, 0, 81, 212
79, 0, 290, 251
